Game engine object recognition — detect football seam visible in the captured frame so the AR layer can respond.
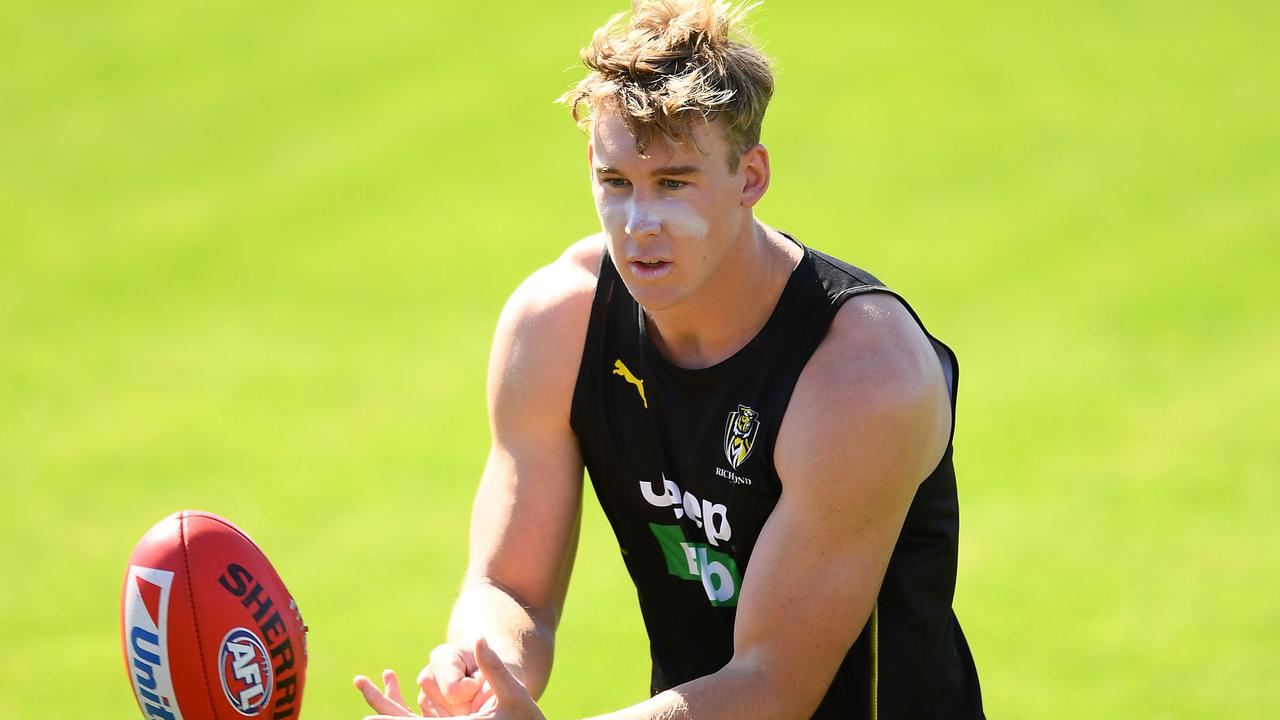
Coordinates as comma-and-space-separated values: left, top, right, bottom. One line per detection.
190, 511, 259, 549
181, 511, 222, 720
198, 511, 290, 599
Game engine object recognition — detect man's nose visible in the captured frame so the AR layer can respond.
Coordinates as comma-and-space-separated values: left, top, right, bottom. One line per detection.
625, 200, 660, 239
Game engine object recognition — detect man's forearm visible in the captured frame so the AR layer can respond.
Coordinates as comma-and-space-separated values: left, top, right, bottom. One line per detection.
446, 579, 556, 699
586, 656, 812, 720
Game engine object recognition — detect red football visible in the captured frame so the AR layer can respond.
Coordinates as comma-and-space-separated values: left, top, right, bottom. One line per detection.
121, 510, 308, 720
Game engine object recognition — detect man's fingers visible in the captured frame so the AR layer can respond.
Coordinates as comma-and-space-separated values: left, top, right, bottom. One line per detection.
414, 681, 450, 717
417, 680, 457, 717
426, 646, 480, 705
363, 712, 468, 717
383, 669, 406, 708
352, 675, 414, 717
467, 676, 496, 714
425, 646, 470, 686
472, 688, 498, 715
472, 637, 527, 703
446, 676, 482, 705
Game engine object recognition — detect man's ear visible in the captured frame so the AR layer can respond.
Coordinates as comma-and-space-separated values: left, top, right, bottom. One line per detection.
739, 144, 771, 209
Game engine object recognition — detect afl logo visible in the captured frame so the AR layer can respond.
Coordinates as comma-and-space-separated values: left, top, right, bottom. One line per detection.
218, 627, 274, 715
723, 404, 760, 469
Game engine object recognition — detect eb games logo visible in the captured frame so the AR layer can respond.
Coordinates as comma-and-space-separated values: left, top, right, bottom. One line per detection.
218, 627, 274, 715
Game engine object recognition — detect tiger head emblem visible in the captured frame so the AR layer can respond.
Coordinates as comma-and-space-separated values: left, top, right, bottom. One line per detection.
723, 404, 761, 469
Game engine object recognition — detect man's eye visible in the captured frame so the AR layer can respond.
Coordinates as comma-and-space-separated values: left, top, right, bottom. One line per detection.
660, 179, 687, 189
603, 178, 630, 188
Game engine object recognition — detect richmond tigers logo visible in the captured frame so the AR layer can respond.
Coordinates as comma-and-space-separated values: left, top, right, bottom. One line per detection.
723, 404, 760, 469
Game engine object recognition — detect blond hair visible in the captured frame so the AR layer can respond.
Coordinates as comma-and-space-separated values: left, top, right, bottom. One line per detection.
559, 0, 774, 170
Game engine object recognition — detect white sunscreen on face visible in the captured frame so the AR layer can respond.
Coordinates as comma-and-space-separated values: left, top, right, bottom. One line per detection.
654, 199, 709, 241
609, 198, 708, 243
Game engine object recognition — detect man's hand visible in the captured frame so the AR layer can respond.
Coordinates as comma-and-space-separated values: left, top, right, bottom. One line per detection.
417, 644, 492, 715
356, 638, 545, 720
354, 668, 422, 717
354, 644, 490, 718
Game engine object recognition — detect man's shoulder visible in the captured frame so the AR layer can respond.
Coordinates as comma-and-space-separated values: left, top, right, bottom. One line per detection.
788, 239, 935, 400
776, 291, 952, 493
824, 293, 932, 377
488, 235, 607, 426
806, 293, 945, 422
558, 233, 606, 277
489, 234, 605, 396
501, 234, 604, 327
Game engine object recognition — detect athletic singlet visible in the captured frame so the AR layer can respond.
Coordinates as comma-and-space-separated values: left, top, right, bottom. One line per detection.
569, 240, 984, 719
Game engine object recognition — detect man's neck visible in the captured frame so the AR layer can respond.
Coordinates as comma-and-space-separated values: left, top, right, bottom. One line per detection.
644, 223, 803, 369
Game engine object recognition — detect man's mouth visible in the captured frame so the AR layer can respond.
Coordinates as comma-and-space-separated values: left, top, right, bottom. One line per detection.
629, 259, 672, 277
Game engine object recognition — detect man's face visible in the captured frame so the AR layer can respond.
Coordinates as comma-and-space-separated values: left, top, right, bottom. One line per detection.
589, 110, 755, 313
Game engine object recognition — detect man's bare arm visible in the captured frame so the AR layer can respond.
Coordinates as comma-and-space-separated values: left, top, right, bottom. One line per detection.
354, 239, 603, 717
448, 238, 601, 688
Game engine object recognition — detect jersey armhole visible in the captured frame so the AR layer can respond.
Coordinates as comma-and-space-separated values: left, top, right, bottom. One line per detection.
568, 251, 618, 441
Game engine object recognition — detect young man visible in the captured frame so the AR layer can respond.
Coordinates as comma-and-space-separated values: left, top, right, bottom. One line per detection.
356, 2, 982, 718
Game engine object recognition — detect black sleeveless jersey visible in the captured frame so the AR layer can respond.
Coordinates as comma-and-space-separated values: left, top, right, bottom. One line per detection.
569, 241, 984, 719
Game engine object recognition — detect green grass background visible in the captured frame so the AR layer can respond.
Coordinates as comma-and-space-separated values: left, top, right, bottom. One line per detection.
2, 0, 1277, 717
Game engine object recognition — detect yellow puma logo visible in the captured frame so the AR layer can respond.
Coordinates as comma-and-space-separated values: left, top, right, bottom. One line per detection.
612, 359, 648, 409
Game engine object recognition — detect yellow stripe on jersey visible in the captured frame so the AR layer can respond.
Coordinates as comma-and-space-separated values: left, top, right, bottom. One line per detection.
871, 604, 880, 720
